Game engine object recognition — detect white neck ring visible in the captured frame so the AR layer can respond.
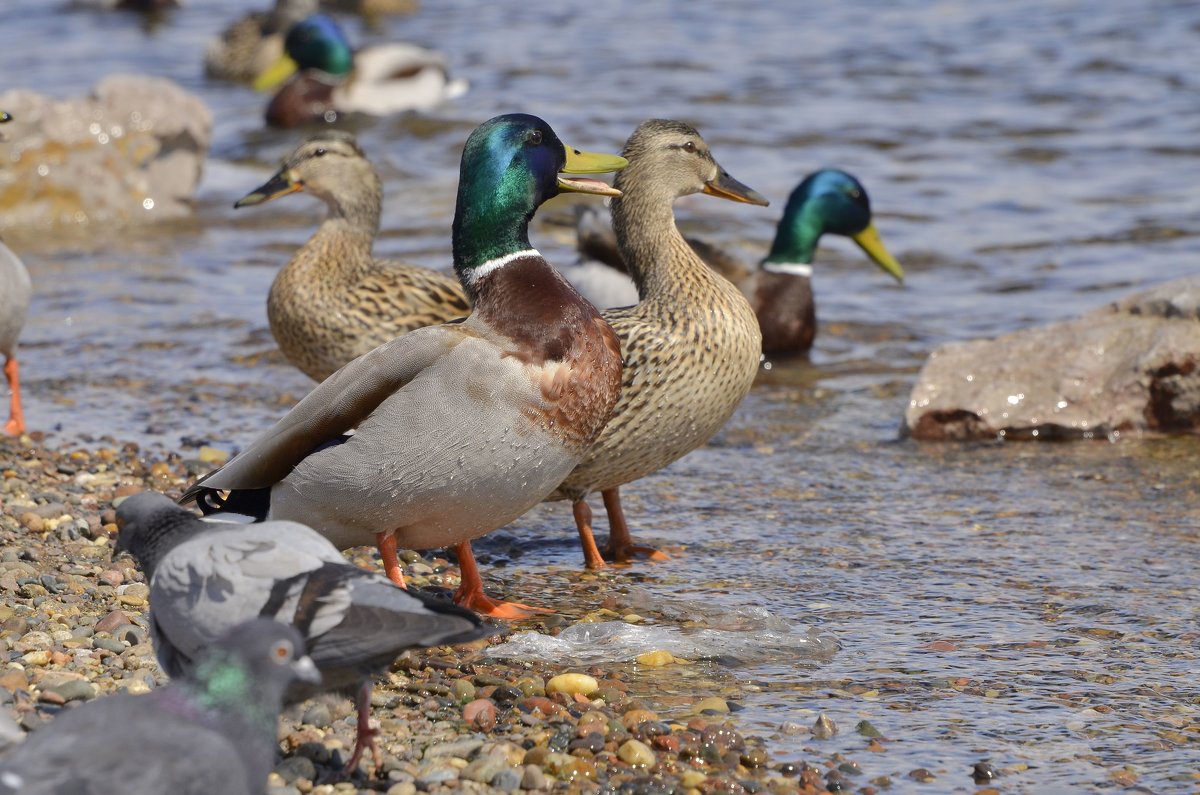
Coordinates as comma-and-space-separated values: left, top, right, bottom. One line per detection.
468, 248, 541, 284
762, 261, 813, 278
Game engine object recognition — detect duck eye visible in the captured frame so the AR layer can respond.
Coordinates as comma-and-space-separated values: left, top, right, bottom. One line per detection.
271, 640, 294, 664
313, 148, 327, 158
526, 129, 543, 146
849, 188, 861, 199
682, 141, 697, 154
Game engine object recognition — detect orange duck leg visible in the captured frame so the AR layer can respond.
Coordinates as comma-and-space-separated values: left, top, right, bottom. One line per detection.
452, 542, 549, 620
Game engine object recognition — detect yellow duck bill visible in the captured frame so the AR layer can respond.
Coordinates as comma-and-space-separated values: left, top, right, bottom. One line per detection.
557, 146, 627, 196
851, 223, 905, 283
253, 55, 301, 92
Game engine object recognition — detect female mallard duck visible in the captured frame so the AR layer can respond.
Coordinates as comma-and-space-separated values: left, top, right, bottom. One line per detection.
573, 169, 904, 355
204, 0, 318, 84
235, 130, 469, 381
546, 119, 769, 569
320, 0, 419, 16
0, 111, 31, 437
255, 14, 467, 128
182, 114, 626, 619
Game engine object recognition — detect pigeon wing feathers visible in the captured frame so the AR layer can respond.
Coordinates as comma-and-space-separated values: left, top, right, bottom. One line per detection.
299, 567, 488, 674
149, 522, 342, 665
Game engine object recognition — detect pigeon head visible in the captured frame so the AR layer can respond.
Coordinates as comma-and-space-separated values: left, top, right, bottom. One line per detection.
114, 491, 205, 578
190, 619, 320, 723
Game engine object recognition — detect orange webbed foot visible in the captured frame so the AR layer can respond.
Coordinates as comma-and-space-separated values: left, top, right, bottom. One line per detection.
604, 543, 670, 565
453, 586, 552, 620
453, 540, 550, 620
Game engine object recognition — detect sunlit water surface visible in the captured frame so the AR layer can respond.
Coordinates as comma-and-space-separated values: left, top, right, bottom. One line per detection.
2, 1, 1199, 790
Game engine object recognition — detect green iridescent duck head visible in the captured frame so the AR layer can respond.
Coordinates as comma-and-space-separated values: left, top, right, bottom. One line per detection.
764, 169, 903, 281
452, 113, 626, 274
255, 14, 354, 91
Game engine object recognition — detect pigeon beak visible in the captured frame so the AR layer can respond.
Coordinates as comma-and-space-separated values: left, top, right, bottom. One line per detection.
291, 654, 321, 685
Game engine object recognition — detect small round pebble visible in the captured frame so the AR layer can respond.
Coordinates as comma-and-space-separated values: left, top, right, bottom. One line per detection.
545, 673, 598, 697
617, 738, 656, 768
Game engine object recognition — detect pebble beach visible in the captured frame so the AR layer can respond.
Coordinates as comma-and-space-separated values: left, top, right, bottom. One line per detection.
2, 1, 1199, 792
0, 434, 868, 795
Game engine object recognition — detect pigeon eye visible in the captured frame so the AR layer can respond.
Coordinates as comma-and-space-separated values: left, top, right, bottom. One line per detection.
271, 640, 294, 663
526, 129, 543, 146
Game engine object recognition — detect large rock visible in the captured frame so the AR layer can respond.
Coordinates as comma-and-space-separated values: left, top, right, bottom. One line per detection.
0, 76, 211, 232
905, 277, 1200, 440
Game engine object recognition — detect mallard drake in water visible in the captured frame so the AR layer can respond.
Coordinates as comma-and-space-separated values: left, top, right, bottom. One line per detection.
235, 131, 469, 381
547, 119, 769, 568
746, 169, 903, 354
182, 114, 626, 618
204, 0, 318, 84
0, 111, 30, 437
256, 14, 467, 128
574, 169, 903, 355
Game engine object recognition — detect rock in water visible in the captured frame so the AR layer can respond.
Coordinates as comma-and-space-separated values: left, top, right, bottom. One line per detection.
905, 277, 1200, 440
0, 76, 211, 233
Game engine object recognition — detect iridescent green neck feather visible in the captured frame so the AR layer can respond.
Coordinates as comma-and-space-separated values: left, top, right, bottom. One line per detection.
193, 655, 275, 729
764, 169, 871, 265
451, 114, 563, 280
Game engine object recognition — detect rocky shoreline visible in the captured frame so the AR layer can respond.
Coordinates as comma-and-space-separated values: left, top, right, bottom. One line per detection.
0, 434, 877, 795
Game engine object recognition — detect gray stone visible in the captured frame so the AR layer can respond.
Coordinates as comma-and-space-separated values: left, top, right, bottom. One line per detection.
491, 768, 522, 792
520, 764, 547, 790
905, 277, 1200, 440
43, 680, 96, 703
461, 757, 505, 783
0, 76, 211, 234
274, 755, 316, 784
423, 737, 484, 759
300, 701, 332, 728
415, 763, 460, 790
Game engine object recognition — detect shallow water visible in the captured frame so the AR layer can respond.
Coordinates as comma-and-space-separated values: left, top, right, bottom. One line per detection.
2, 0, 1200, 790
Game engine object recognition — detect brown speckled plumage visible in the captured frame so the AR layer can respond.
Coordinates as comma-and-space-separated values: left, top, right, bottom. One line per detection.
249, 132, 469, 381
474, 256, 623, 456
548, 121, 765, 561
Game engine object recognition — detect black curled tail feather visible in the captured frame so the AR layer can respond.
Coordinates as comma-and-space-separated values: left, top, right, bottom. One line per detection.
183, 484, 272, 521
178, 467, 271, 521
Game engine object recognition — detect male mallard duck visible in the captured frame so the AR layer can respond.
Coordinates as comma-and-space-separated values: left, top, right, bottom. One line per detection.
547, 119, 769, 569
0, 111, 31, 437
204, 0, 318, 84
256, 14, 467, 128
235, 131, 469, 381
573, 169, 904, 355
746, 169, 903, 354
182, 114, 626, 618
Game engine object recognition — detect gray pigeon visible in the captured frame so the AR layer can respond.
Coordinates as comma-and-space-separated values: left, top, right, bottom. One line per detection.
114, 491, 493, 774
0, 618, 319, 795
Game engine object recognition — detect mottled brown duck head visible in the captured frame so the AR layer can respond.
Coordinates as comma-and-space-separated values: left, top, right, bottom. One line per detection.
235, 131, 382, 226
615, 119, 769, 207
